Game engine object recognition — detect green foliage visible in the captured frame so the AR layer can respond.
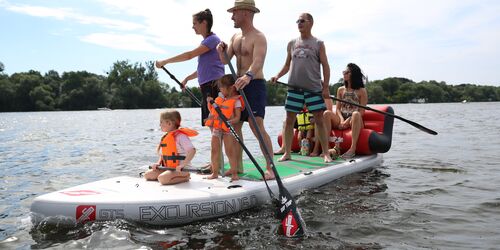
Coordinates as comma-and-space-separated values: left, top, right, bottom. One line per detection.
10, 70, 44, 111
366, 78, 499, 104
0, 77, 15, 111
266, 81, 287, 106
59, 71, 107, 110
0, 60, 498, 112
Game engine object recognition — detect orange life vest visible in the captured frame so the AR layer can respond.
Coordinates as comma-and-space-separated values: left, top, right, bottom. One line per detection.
159, 128, 198, 169
205, 95, 244, 132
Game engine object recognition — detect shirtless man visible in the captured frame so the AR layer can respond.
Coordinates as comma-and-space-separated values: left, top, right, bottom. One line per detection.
217, 0, 275, 180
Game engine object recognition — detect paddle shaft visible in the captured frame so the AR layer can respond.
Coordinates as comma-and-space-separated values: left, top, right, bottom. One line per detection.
160, 66, 202, 106
223, 51, 306, 237
276, 81, 438, 135
149, 165, 202, 173
159, 67, 224, 174
223, 52, 283, 182
209, 100, 276, 199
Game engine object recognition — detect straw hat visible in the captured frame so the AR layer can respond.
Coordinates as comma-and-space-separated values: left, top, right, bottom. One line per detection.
227, 0, 260, 13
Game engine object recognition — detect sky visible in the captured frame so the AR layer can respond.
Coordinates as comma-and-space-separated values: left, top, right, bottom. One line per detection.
1, 0, 499, 87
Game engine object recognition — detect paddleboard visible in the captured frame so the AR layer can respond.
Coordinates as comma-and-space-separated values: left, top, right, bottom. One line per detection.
31, 153, 382, 226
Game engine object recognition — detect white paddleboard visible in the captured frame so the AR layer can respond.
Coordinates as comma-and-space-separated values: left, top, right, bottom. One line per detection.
31, 154, 382, 226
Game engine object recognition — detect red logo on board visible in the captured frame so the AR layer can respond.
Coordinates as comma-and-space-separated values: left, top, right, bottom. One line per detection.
281, 211, 299, 237
60, 190, 100, 196
76, 205, 96, 223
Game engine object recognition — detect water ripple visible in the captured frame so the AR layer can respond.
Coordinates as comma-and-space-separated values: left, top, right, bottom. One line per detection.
2, 103, 500, 248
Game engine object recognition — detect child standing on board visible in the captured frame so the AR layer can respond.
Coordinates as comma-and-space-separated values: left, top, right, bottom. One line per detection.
144, 110, 197, 185
205, 74, 244, 181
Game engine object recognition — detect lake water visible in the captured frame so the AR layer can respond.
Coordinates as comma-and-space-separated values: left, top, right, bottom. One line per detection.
1, 102, 499, 249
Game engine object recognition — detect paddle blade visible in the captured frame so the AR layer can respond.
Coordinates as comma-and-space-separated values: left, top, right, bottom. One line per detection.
277, 189, 306, 237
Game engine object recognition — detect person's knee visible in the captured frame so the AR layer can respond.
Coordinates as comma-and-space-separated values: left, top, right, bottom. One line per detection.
144, 171, 157, 180
249, 117, 264, 129
284, 115, 296, 126
314, 114, 325, 124
158, 172, 189, 185
233, 122, 243, 132
352, 111, 362, 120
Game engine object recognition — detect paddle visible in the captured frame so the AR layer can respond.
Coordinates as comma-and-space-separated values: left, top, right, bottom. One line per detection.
208, 100, 276, 199
148, 165, 207, 173
160, 66, 202, 106
223, 51, 306, 237
276, 81, 438, 135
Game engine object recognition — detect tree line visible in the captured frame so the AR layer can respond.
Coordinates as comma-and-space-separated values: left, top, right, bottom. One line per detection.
0, 60, 499, 112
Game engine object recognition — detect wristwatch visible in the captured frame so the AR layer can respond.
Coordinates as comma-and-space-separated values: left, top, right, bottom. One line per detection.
245, 71, 254, 80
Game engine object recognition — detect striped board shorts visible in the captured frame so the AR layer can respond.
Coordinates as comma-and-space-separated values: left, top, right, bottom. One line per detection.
284, 89, 326, 113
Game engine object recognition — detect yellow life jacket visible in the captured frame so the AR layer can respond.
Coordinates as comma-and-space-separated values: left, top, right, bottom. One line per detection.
297, 112, 314, 131
159, 128, 198, 169
205, 95, 244, 132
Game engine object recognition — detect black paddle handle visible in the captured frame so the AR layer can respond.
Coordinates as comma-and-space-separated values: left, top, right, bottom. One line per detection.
160, 66, 202, 106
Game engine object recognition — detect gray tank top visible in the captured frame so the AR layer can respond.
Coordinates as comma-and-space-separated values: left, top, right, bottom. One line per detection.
288, 37, 323, 92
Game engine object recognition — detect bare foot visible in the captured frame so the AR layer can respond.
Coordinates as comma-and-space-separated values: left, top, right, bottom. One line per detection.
324, 154, 334, 163
340, 150, 356, 160
205, 174, 218, 180
278, 153, 291, 162
273, 149, 285, 155
231, 175, 240, 181
309, 151, 319, 157
224, 170, 234, 176
263, 170, 275, 180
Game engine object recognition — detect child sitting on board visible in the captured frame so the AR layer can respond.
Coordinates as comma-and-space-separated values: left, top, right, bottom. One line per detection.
205, 74, 244, 181
274, 105, 314, 155
144, 110, 197, 185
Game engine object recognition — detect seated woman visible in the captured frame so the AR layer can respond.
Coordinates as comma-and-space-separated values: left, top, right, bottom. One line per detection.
323, 63, 368, 159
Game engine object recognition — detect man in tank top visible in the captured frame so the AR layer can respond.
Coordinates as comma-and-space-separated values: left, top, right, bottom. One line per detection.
270, 13, 333, 163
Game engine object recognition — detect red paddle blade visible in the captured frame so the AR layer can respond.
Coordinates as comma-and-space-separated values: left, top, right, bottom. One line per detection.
277, 192, 306, 237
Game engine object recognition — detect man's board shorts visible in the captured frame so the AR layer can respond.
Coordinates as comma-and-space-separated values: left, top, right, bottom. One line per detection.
240, 79, 267, 121
284, 89, 326, 113
201, 80, 220, 126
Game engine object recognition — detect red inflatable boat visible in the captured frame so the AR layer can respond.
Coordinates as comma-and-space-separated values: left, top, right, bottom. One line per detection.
278, 106, 394, 155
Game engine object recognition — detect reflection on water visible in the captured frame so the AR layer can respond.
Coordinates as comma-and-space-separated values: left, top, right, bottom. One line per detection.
1, 103, 500, 248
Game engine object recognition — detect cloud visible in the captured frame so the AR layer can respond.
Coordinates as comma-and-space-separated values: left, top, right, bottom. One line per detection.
6, 2, 143, 30
7, 4, 70, 20
93, 0, 500, 84
81, 33, 166, 53
2, 0, 499, 84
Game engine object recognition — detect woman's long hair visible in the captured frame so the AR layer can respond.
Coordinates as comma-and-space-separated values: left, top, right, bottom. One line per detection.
344, 63, 366, 89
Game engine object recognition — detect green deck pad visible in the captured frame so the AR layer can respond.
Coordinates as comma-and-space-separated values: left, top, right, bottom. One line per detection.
223, 153, 345, 181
